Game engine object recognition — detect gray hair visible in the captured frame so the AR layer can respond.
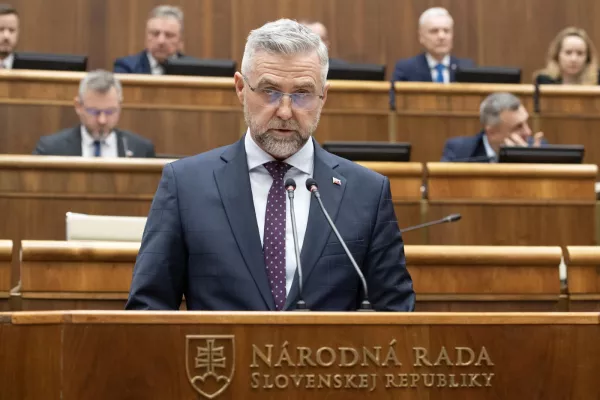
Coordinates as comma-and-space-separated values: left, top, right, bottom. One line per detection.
479, 92, 521, 126
78, 70, 123, 102
241, 19, 329, 85
419, 7, 454, 27
149, 5, 184, 31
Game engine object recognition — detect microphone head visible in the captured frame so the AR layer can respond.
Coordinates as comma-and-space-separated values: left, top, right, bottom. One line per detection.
445, 213, 462, 222
305, 178, 318, 192
284, 178, 296, 191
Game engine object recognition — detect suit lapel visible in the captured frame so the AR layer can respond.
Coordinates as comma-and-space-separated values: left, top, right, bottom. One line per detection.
141, 51, 152, 74
116, 131, 125, 157
449, 56, 458, 82
68, 126, 83, 156
418, 53, 434, 82
284, 142, 346, 309
214, 139, 276, 310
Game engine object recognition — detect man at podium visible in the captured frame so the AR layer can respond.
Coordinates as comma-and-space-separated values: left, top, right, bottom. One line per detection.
126, 19, 415, 312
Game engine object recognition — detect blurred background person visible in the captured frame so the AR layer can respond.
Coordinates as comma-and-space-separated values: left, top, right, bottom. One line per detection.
33, 70, 155, 158
301, 20, 347, 67
113, 5, 184, 74
391, 7, 474, 83
534, 27, 599, 85
0, 3, 18, 69
441, 92, 545, 162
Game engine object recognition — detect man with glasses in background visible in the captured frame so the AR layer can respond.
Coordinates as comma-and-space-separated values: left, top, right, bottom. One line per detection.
33, 70, 155, 158
126, 19, 414, 312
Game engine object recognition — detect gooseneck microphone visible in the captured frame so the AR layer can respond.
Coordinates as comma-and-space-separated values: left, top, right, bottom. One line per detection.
305, 178, 372, 311
400, 214, 462, 233
284, 178, 307, 310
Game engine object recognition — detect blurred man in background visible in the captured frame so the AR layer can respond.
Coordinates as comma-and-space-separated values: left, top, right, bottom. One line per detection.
0, 3, 18, 69
391, 7, 474, 83
113, 5, 184, 74
33, 70, 155, 158
441, 92, 545, 162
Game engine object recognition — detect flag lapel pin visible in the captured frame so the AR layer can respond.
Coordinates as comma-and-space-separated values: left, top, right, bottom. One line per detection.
332, 177, 341, 186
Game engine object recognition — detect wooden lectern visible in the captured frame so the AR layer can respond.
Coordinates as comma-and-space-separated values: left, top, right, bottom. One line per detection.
0, 311, 599, 399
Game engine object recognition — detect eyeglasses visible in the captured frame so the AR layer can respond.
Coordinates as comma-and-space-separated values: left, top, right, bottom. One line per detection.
80, 104, 120, 117
242, 74, 324, 111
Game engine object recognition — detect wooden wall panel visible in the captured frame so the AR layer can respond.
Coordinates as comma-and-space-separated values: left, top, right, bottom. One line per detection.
7, 0, 600, 83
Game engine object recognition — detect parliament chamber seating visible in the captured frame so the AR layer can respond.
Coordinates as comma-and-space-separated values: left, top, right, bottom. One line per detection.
4, 72, 600, 165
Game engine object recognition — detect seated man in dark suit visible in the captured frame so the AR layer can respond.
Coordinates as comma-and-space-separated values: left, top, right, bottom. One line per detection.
391, 7, 475, 83
33, 70, 155, 158
441, 92, 544, 162
113, 5, 184, 75
126, 19, 415, 312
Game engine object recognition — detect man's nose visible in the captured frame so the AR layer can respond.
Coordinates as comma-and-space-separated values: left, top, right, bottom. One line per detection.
275, 95, 293, 120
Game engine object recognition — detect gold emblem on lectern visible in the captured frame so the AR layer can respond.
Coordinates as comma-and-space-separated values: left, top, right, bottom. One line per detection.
186, 335, 235, 399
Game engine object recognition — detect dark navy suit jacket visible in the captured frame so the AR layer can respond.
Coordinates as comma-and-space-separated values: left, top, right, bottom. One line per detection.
391, 53, 475, 83
114, 51, 152, 74
126, 138, 415, 311
113, 51, 185, 74
441, 131, 548, 162
441, 131, 490, 162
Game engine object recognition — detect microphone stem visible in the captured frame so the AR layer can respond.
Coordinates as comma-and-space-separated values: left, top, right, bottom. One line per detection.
400, 217, 450, 233
313, 190, 370, 304
287, 190, 306, 309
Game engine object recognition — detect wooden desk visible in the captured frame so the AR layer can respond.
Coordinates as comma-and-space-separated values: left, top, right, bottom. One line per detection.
0, 155, 166, 286
425, 163, 597, 246
0, 241, 12, 311
406, 245, 564, 311
1, 311, 599, 399
19, 240, 139, 310
18, 241, 563, 313
565, 246, 600, 311
0, 70, 391, 157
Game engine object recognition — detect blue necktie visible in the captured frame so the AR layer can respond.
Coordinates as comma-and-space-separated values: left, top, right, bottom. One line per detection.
93, 140, 101, 157
434, 63, 445, 83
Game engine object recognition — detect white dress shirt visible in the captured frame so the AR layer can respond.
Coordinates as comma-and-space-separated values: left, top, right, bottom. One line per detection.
425, 53, 451, 83
481, 133, 497, 163
0, 53, 14, 69
146, 53, 165, 75
245, 131, 313, 295
80, 126, 119, 158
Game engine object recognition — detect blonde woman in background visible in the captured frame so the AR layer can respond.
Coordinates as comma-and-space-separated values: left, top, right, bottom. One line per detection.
534, 27, 599, 85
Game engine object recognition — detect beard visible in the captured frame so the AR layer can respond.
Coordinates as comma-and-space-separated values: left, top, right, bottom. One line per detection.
244, 99, 321, 160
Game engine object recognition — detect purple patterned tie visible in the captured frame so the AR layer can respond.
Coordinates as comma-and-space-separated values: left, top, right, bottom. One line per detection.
263, 161, 292, 311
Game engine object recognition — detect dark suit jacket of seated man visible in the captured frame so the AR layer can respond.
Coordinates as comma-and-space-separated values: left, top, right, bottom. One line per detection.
113, 50, 184, 74
441, 130, 548, 162
391, 52, 475, 83
33, 125, 156, 158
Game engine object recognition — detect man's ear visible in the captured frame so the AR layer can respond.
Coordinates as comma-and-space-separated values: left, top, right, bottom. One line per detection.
234, 72, 245, 104
321, 81, 330, 105
74, 96, 82, 116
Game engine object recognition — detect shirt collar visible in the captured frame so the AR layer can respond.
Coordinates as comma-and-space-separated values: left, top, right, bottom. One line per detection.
244, 129, 314, 175
147, 52, 160, 69
481, 133, 497, 161
80, 126, 116, 146
1, 53, 14, 69
425, 53, 451, 69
